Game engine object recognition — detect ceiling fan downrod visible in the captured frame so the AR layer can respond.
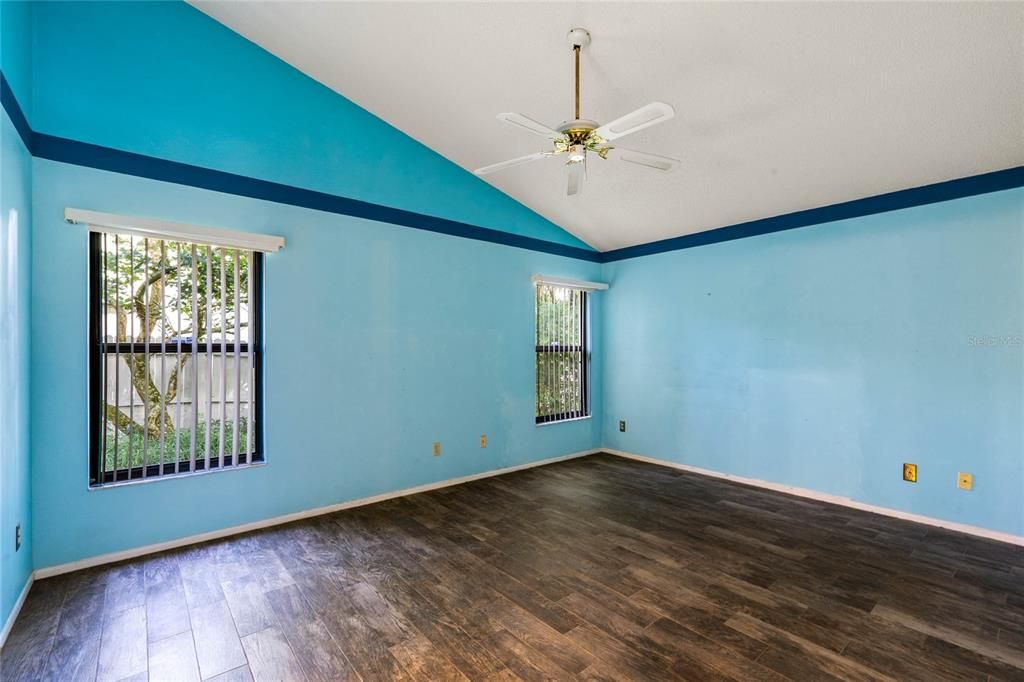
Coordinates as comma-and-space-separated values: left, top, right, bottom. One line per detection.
574, 44, 581, 120
567, 27, 591, 121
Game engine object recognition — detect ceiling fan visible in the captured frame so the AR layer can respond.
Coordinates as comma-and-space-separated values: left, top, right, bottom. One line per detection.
474, 27, 680, 196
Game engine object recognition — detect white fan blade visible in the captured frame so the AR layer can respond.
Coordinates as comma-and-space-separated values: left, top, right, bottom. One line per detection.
613, 147, 680, 172
497, 113, 563, 140
594, 102, 675, 141
567, 162, 584, 196
474, 152, 548, 176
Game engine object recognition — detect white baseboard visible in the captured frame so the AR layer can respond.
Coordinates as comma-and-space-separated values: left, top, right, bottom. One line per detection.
0, 573, 34, 649
34, 449, 600, 580
604, 449, 1024, 547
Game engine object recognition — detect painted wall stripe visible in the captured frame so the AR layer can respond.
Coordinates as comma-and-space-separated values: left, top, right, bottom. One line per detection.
32, 133, 601, 262
0, 73, 33, 152
5, 70, 1023, 264
602, 165, 1024, 262
2, 72, 599, 263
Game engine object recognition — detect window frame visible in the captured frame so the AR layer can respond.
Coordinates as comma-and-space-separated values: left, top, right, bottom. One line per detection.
88, 232, 265, 486
535, 287, 591, 425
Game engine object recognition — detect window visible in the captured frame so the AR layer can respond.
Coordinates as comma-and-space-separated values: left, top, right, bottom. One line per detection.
89, 233, 263, 486
535, 284, 590, 423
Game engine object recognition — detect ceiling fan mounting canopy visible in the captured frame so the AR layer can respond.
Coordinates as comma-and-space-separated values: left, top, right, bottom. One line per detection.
474, 27, 680, 196
566, 27, 591, 49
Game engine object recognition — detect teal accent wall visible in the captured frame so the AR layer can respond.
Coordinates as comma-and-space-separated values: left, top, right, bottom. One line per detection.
602, 188, 1024, 535
0, 0, 33, 630
0, 0, 31, 114
30, 1, 590, 251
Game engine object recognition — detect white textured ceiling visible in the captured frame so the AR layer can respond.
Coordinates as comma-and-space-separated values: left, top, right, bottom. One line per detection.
194, 1, 1024, 252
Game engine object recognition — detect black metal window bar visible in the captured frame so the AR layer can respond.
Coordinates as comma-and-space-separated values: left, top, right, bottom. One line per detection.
89, 232, 263, 486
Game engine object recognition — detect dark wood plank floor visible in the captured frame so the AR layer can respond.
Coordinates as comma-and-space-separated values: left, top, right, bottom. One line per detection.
3, 453, 1023, 681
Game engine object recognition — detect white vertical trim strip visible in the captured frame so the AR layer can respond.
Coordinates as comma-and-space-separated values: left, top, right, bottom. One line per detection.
128, 236, 136, 480
546, 285, 552, 420
112, 235, 120, 480
555, 286, 560, 421
190, 245, 199, 473
101, 234, 108, 474
219, 248, 227, 470
142, 239, 150, 478
247, 251, 254, 459
205, 245, 213, 468
174, 243, 183, 474
565, 282, 573, 417
232, 249, 241, 465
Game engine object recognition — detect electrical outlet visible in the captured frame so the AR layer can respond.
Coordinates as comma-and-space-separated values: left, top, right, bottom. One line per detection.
479, 435, 487, 448
432, 441, 441, 457
15, 523, 21, 551
902, 463, 917, 483
619, 420, 626, 433
957, 472, 973, 491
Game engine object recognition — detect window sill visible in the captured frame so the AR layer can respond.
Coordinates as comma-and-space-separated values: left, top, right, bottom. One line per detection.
536, 416, 592, 427
88, 460, 266, 491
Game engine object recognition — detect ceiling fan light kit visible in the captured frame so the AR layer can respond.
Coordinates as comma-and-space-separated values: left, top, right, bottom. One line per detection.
474, 27, 680, 197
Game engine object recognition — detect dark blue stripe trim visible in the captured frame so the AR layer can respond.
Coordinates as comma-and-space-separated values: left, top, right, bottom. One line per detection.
0, 73, 34, 153
0, 70, 599, 264
32, 133, 602, 262
6, 68, 1023, 265
603, 166, 1024, 262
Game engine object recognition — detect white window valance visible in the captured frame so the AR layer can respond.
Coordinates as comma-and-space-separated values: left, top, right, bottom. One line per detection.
530, 274, 608, 291
64, 208, 285, 253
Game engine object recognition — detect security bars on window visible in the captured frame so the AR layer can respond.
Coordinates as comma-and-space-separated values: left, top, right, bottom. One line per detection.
89, 233, 262, 486
535, 284, 590, 423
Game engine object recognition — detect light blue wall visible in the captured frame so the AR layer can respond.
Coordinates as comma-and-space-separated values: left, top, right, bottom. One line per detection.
30, 1, 590, 250
31, 159, 602, 569
602, 188, 1024, 535
0, 0, 33, 629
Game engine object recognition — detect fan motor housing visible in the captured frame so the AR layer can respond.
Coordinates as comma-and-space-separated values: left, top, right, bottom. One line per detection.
557, 119, 600, 144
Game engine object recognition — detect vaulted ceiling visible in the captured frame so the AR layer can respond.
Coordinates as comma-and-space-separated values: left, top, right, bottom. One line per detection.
194, 1, 1024, 251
